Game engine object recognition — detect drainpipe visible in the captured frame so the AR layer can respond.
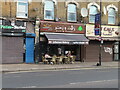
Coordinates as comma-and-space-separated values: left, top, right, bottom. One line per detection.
35, 17, 40, 63
10, 2, 12, 18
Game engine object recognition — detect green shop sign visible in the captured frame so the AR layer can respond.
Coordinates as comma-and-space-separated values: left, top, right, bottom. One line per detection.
0, 25, 13, 29
78, 26, 83, 31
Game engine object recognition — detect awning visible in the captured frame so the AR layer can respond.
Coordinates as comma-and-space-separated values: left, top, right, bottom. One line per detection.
45, 33, 89, 45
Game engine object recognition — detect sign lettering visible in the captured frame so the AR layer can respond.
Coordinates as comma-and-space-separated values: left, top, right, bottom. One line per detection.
0, 25, 26, 29
48, 40, 88, 45
0, 25, 13, 29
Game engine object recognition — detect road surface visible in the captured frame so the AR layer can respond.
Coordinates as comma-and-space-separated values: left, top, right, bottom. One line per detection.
2, 68, 118, 88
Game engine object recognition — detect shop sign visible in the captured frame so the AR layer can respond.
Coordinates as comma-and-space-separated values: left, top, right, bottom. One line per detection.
0, 25, 26, 29
0, 25, 13, 29
1, 20, 26, 33
40, 21, 85, 34
86, 24, 120, 37
48, 40, 88, 45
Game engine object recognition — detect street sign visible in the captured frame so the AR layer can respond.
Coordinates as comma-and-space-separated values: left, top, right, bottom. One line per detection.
95, 13, 100, 23
95, 28, 100, 35
94, 13, 101, 35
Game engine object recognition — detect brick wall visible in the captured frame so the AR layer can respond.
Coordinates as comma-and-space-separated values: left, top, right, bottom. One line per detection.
1, 1, 119, 25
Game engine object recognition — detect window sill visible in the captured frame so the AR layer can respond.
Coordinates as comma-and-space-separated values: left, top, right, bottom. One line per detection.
16, 16, 28, 19
88, 22, 95, 25
67, 21, 77, 23
44, 18, 54, 21
108, 23, 116, 26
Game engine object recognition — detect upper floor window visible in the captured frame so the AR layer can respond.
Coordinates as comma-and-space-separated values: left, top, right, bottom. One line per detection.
44, 0, 54, 20
16, 0, 28, 18
67, 4, 77, 22
108, 8, 116, 24
89, 5, 98, 23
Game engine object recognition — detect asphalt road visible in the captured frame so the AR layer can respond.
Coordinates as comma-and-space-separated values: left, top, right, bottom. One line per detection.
2, 68, 118, 88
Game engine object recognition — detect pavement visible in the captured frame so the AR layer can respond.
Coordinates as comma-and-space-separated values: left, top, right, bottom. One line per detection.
0, 62, 119, 73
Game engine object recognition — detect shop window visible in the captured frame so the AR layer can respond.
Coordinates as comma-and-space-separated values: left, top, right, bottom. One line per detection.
44, 1, 54, 20
16, 0, 28, 18
89, 5, 98, 23
67, 4, 77, 22
108, 8, 116, 24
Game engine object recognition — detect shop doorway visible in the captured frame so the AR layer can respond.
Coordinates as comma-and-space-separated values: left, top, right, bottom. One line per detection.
64, 45, 81, 61
113, 42, 119, 61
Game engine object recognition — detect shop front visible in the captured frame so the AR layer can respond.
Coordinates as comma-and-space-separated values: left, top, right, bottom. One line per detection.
85, 24, 120, 62
39, 21, 89, 62
1, 19, 26, 63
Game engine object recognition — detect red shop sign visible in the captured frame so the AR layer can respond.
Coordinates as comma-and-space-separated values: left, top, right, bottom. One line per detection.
40, 21, 85, 34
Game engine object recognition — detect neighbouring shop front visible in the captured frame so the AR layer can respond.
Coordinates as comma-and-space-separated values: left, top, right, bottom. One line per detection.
39, 21, 89, 62
85, 24, 120, 62
1, 19, 26, 64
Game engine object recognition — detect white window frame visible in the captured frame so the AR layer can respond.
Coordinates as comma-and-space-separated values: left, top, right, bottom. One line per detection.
16, 0, 28, 18
44, 0, 54, 20
108, 8, 116, 25
67, 4, 77, 22
89, 5, 98, 23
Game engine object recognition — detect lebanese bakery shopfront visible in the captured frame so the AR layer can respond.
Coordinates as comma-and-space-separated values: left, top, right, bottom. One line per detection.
85, 24, 120, 62
39, 21, 89, 62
